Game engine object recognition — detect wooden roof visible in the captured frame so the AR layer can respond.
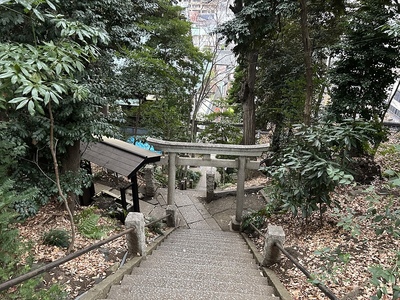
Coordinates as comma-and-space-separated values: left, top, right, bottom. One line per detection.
81, 137, 161, 178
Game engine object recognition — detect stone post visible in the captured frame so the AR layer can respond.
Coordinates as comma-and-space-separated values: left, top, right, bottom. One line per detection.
125, 212, 146, 257
231, 157, 246, 231
206, 172, 215, 203
167, 153, 177, 205
143, 165, 156, 197
262, 225, 285, 266
166, 205, 177, 227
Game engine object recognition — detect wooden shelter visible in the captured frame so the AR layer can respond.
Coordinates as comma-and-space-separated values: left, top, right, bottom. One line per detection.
80, 137, 161, 212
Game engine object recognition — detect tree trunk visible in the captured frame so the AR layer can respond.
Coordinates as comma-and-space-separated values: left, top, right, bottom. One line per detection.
299, 0, 313, 126
62, 140, 81, 214
48, 103, 76, 253
241, 51, 258, 145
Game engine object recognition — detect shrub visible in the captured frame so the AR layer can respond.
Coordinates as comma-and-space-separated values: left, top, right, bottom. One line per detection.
0, 180, 66, 299
240, 204, 277, 232
262, 120, 374, 219
76, 207, 112, 239
241, 210, 265, 232
43, 229, 71, 248
146, 216, 164, 235
176, 167, 202, 188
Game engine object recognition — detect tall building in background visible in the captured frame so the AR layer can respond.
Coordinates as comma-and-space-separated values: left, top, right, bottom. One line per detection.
177, 0, 236, 116
178, 0, 232, 49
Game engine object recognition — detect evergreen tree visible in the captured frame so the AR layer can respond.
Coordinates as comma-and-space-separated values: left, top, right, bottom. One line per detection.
328, 0, 400, 128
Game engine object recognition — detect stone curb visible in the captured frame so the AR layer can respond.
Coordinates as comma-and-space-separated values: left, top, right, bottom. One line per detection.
241, 233, 292, 300
78, 227, 176, 300
213, 185, 265, 199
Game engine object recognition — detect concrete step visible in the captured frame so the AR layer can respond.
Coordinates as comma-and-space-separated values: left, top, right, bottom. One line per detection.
155, 244, 252, 257
157, 242, 250, 254
171, 228, 241, 236
173, 229, 242, 238
143, 253, 258, 268
164, 236, 247, 246
138, 260, 260, 275
105, 284, 280, 300
161, 240, 248, 251
169, 230, 243, 239
100, 228, 280, 300
120, 274, 275, 295
157, 239, 249, 252
151, 249, 254, 263
130, 267, 268, 285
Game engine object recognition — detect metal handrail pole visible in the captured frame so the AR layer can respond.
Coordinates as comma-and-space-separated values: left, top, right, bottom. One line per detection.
250, 223, 264, 236
274, 241, 339, 300
145, 214, 172, 228
248, 222, 339, 300
0, 227, 135, 292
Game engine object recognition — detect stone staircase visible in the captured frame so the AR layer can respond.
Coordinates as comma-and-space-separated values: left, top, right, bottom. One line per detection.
100, 229, 280, 300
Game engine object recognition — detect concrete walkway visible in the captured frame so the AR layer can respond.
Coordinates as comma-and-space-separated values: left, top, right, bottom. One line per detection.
94, 167, 267, 231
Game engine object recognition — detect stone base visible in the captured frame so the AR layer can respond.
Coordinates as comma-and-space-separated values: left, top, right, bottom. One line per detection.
230, 216, 241, 231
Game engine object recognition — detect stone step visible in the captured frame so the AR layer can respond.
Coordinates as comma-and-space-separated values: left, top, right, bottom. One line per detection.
151, 249, 254, 263
130, 267, 268, 285
170, 230, 243, 239
139, 260, 260, 275
165, 236, 247, 246
143, 253, 258, 268
161, 240, 248, 251
100, 228, 281, 300
120, 274, 275, 295
157, 244, 250, 255
105, 284, 280, 300
156, 244, 252, 257
173, 229, 242, 237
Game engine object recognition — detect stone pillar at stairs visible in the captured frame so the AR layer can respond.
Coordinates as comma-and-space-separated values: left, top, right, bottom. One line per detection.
262, 225, 285, 266
125, 212, 146, 257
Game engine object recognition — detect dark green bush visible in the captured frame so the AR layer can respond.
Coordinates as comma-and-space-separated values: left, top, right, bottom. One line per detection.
263, 120, 375, 219
76, 207, 112, 239
43, 229, 71, 248
146, 216, 164, 235
0, 180, 67, 299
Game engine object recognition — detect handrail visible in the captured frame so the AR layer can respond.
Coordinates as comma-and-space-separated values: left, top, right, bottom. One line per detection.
0, 212, 174, 293
0, 227, 135, 293
145, 213, 171, 228
249, 223, 339, 300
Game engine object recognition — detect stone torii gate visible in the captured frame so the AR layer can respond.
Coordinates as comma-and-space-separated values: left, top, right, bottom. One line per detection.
147, 138, 269, 230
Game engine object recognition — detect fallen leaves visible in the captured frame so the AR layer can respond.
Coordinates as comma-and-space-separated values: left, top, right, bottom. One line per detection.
253, 180, 400, 300
16, 202, 128, 299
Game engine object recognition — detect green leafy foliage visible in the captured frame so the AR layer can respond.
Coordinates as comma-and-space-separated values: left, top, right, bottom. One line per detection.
331, 207, 361, 237
14, 197, 39, 219
154, 166, 168, 188
311, 247, 351, 285
379, 143, 400, 186
0, 0, 119, 220
241, 210, 266, 232
367, 199, 400, 239
76, 207, 112, 239
240, 204, 277, 232
140, 99, 188, 141
329, 186, 400, 299
198, 100, 242, 144
369, 252, 400, 300
146, 216, 164, 236
0, 180, 25, 281
43, 229, 71, 248
263, 120, 374, 219
0, 180, 66, 299
328, 0, 400, 147
176, 167, 202, 188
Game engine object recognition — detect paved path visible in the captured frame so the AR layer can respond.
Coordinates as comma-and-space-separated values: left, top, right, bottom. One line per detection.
94, 167, 266, 231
